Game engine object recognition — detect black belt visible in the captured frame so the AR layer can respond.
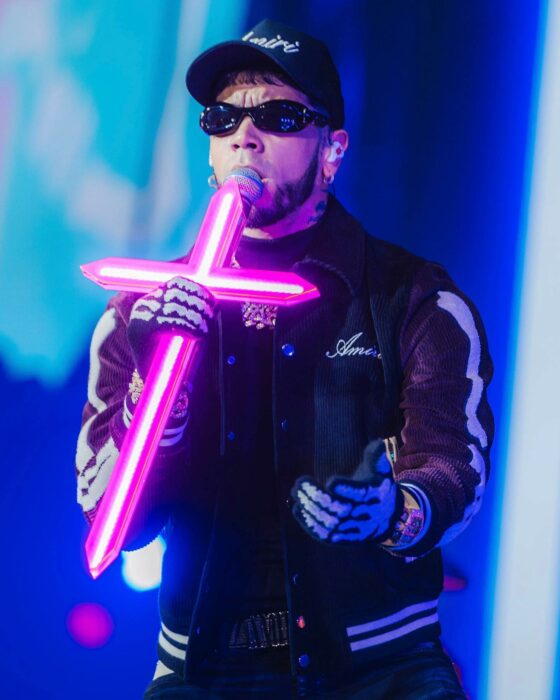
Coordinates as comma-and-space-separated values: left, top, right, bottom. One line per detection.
228, 611, 289, 650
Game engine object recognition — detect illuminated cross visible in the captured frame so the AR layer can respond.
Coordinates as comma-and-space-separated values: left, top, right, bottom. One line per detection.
81, 171, 320, 578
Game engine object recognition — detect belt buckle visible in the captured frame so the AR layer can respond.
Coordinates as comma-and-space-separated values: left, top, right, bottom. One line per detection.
268, 611, 288, 648
248, 611, 289, 650
247, 614, 268, 650
229, 610, 289, 650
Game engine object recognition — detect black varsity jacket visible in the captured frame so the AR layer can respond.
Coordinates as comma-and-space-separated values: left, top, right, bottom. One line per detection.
76, 197, 494, 694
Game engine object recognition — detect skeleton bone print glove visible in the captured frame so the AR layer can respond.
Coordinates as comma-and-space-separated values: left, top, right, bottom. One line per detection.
292, 440, 404, 544
127, 276, 215, 379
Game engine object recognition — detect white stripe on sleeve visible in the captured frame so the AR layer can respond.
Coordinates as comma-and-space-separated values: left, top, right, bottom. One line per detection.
75, 308, 119, 513
435, 291, 488, 546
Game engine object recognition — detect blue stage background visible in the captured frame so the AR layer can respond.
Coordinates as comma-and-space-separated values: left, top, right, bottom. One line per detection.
0, 1, 546, 697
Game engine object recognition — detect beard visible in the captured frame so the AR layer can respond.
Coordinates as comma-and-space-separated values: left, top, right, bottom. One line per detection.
244, 144, 321, 228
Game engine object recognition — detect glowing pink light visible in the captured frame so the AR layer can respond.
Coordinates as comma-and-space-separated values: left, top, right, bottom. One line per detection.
66, 602, 114, 648
189, 190, 235, 275
81, 260, 319, 305
83, 175, 320, 577
443, 574, 467, 592
86, 334, 196, 578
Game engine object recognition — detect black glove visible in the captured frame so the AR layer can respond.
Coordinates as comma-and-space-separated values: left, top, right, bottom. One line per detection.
291, 440, 404, 544
127, 275, 215, 378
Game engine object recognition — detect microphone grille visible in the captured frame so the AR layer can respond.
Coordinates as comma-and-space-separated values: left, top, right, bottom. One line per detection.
225, 168, 264, 207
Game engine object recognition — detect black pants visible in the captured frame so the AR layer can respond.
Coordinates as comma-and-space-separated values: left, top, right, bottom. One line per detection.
143, 641, 466, 699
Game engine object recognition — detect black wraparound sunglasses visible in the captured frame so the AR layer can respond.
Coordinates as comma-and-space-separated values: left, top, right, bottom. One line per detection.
199, 100, 331, 136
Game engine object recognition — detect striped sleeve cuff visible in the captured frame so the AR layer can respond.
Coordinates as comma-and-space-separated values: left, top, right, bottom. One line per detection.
157, 621, 189, 675
120, 369, 190, 449
122, 390, 189, 449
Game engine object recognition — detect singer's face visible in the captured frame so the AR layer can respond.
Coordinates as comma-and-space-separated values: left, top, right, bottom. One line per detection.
209, 80, 328, 230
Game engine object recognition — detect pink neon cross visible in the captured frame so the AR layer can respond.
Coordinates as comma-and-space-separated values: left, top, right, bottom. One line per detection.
82, 176, 320, 578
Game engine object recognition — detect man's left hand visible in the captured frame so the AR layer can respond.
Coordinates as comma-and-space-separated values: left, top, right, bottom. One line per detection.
291, 441, 404, 544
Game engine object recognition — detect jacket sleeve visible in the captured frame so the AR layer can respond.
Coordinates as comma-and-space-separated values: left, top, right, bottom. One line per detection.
74, 293, 191, 550
391, 264, 494, 556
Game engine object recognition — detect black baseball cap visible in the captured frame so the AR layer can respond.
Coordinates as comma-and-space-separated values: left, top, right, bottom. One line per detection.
186, 18, 344, 129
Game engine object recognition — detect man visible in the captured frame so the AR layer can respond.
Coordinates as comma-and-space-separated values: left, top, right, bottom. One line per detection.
75, 19, 493, 699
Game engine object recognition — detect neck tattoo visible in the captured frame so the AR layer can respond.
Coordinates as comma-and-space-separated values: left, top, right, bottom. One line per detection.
307, 197, 328, 225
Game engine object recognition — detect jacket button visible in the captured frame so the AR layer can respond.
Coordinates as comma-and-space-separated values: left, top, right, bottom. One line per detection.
282, 343, 295, 357
280, 419, 289, 431
227, 431, 236, 441
226, 355, 236, 365
296, 616, 306, 629
298, 654, 310, 668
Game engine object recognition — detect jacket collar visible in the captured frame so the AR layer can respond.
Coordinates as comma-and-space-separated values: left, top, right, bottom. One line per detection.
296, 196, 366, 297
178, 196, 366, 297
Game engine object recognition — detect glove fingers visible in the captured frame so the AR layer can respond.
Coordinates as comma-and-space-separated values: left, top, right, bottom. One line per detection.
330, 478, 390, 505
335, 516, 383, 541
167, 276, 214, 305
330, 479, 369, 503
132, 297, 162, 318
291, 474, 397, 546
164, 278, 214, 313
164, 290, 210, 315
295, 487, 340, 529
157, 303, 209, 336
128, 276, 216, 375
331, 530, 363, 543
292, 504, 331, 541
349, 504, 378, 519
295, 478, 351, 517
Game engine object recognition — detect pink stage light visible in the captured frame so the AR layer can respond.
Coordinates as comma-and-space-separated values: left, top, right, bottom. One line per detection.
83, 169, 320, 578
66, 602, 114, 649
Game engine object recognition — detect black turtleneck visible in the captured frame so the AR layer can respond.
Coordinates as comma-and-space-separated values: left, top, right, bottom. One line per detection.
215, 218, 322, 665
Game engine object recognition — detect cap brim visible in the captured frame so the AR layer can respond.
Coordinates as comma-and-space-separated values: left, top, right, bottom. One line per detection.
186, 41, 301, 105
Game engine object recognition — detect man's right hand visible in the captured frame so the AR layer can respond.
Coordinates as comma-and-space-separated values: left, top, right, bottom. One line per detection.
127, 275, 215, 379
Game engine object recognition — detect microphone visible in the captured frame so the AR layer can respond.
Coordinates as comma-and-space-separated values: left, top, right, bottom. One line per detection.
223, 167, 264, 213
